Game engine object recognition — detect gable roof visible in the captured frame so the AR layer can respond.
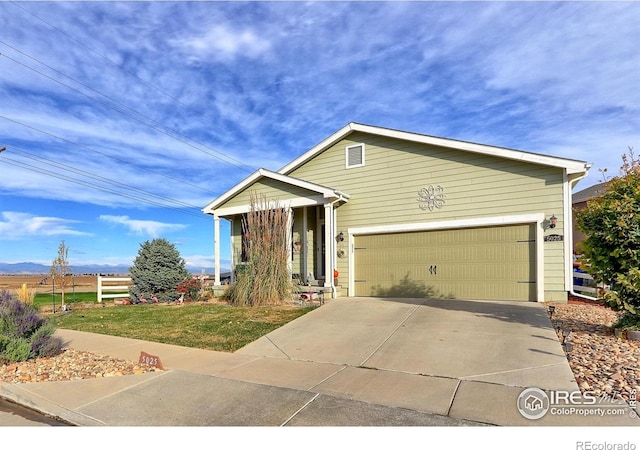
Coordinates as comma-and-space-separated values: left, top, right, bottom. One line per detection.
572, 182, 608, 204
278, 122, 592, 176
202, 168, 350, 214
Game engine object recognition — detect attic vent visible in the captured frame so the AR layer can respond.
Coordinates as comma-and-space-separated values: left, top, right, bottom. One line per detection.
346, 143, 365, 169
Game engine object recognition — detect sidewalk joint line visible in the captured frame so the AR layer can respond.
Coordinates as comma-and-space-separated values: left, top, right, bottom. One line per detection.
459, 361, 571, 381
359, 304, 421, 366
280, 392, 321, 426
307, 365, 348, 391
446, 379, 462, 416
78, 370, 173, 409
265, 335, 291, 359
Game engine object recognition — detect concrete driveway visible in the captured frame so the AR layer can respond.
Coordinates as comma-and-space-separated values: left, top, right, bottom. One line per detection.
231, 297, 636, 425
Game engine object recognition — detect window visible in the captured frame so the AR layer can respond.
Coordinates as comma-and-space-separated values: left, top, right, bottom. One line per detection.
345, 143, 365, 169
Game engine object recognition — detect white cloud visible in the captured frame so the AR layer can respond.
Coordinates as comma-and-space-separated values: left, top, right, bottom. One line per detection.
99, 215, 187, 237
172, 24, 271, 62
0, 211, 91, 240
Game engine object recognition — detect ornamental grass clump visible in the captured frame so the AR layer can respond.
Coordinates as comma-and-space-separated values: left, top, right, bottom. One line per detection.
228, 192, 294, 306
15, 283, 35, 305
0, 290, 64, 362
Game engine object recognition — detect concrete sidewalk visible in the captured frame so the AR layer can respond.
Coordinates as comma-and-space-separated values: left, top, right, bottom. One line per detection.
1, 297, 638, 426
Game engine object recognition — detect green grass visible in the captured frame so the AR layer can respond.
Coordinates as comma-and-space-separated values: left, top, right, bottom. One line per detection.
49, 303, 316, 352
35, 291, 98, 308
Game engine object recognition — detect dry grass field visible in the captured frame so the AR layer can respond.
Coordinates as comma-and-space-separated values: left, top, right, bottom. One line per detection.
0, 274, 98, 294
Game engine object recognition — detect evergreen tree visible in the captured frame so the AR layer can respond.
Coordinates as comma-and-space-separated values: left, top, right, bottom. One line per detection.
129, 238, 190, 303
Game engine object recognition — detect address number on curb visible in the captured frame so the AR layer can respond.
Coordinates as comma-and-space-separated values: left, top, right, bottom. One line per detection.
139, 351, 164, 370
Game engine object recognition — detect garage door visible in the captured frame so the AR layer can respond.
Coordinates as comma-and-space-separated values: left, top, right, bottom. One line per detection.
353, 224, 536, 301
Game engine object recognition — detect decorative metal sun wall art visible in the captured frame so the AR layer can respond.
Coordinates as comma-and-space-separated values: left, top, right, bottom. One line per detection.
417, 185, 446, 211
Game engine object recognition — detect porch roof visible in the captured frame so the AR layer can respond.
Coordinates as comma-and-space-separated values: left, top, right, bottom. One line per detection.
202, 168, 350, 216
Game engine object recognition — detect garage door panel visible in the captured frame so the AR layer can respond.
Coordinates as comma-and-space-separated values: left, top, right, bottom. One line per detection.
354, 224, 535, 301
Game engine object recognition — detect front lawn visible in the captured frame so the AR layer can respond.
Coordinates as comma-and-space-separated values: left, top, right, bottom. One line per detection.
34, 292, 97, 309
49, 303, 315, 352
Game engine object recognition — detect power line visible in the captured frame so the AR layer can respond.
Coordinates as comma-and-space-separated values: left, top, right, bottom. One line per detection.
0, 48, 254, 172
0, 154, 210, 220
8, 145, 203, 210
0, 115, 218, 196
10, 1, 189, 109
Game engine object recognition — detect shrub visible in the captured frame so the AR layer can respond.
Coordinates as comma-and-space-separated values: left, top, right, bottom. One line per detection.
613, 312, 640, 331
0, 290, 64, 362
176, 278, 202, 302
129, 238, 190, 303
576, 148, 640, 317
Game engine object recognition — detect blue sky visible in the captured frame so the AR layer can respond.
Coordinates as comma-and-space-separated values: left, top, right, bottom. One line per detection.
0, 1, 638, 272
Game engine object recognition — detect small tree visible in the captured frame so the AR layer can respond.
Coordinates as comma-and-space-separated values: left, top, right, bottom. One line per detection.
50, 240, 71, 308
576, 147, 640, 318
228, 192, 293, 306
129, 238, 190, 303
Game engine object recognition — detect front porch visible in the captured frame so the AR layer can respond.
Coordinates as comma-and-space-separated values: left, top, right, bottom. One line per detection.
202, 169, 350, 299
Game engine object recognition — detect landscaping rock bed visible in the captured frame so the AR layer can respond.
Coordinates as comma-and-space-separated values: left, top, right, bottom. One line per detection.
0, 348, 161, 384
547, 300, 640, 401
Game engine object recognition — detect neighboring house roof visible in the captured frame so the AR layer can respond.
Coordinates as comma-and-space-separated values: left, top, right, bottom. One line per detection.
202, 168, 350, 214
278, 122, 592, 176
572, 182, 608, 204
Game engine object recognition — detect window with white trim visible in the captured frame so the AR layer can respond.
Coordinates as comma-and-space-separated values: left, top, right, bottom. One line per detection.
345, 143, 365, 169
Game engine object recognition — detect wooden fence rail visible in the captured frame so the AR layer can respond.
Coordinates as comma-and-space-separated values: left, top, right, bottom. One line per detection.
572, 270, 607, 297
97, 275, 132, 303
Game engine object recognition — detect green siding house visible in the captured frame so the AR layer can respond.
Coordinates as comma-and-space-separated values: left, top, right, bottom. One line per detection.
203, 123, 591, 302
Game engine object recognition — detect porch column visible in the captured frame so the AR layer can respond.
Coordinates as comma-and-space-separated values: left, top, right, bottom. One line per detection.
286, 207, 293, 276
324, 202, 334, 293
214, 216, 221, 286
302, 206, 308, 284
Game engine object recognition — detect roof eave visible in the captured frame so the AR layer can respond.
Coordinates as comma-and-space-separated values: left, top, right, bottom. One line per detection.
279, 122, 591, 176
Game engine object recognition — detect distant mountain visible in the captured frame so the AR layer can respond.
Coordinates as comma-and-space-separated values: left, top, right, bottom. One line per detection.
0, 262, 130, 275
0, 262, 217, 275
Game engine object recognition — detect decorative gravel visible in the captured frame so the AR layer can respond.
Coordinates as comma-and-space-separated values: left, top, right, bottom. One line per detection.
0, 348, 161, 384
547, 301, 640, 401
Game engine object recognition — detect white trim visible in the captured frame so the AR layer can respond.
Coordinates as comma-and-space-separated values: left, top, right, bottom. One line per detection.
286, 207, 293, 276
302, 206, 308, 284
345, 143, 365, 169
229, 218, 236, 284
348, 213, 545, 302
202, 168, 349, 214
279, 122, 590, 176
563, 169, 571, 292
348, 213, 544, 235
211, 195, 328, 217
214, 216, 221, 286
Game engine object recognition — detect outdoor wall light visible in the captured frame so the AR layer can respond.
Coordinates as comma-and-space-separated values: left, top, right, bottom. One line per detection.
549, 214, 557, 229
336, 232, 344, 242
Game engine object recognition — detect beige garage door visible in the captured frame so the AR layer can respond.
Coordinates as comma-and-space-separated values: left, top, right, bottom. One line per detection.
353, 224, 536, 301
